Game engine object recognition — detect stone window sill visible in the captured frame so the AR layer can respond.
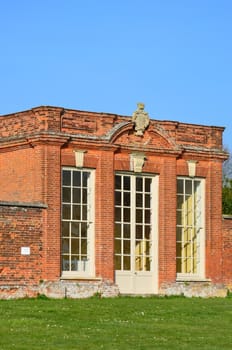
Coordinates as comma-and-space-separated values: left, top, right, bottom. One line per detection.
176, 275, 211, 282
60, 276, 102, 281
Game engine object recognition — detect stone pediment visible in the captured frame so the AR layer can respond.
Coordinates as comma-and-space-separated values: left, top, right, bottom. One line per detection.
109, 122, 179, 152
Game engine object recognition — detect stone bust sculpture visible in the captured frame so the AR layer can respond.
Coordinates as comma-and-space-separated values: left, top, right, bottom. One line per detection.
132, 103, 150, 136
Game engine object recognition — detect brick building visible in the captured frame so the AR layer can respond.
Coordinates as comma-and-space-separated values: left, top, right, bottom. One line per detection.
0, 104, 231, 298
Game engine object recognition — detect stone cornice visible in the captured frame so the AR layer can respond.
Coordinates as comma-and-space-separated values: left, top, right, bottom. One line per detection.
0, 132, 70, 151
0, 201, 48, 209
181, 147, 228, 160
0, 128, 227, 159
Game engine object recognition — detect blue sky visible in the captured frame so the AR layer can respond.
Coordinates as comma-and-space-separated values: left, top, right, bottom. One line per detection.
1, 0, 232, 149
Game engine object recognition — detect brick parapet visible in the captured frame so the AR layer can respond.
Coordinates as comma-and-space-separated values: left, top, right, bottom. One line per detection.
0, 106, 227, 157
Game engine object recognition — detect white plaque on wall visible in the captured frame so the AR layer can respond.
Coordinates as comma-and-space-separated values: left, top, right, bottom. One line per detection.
21, 247, 30, 255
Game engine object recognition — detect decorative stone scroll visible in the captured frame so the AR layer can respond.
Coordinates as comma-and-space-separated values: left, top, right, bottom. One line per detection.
130, 152, 146, 173
132, 102, 150, 136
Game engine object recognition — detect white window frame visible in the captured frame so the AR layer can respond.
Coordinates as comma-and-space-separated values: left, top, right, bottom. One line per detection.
61, 167, 95, 279
114, 172, 158, 275
176, 176, 205, 281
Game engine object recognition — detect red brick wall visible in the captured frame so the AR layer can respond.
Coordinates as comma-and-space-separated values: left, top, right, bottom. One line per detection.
222, 217, 232, 288
0, 148, 37, 203
0, 106, 229, 290
40, 143, 63, 281
159, 156, 177, 285
0, 205, 44, 285
205, 160, 224, 282
95, 150, 115, 280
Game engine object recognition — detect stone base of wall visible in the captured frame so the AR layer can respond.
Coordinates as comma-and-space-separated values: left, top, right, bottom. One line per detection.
0, 280, 120, 300
0, 280, 230, 299
159, 281, 228, 298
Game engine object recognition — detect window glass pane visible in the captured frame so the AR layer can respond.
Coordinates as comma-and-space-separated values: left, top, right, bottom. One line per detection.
135, 257, 143, 271
136, 209, 143, 223
176, 258, 181, 273
145, 194, 150, 208
62, 256, 69, 271
123, 240, 130, 254
115, 207, 121, 222
62, 239, 69, 253
71, 239, 79, 254
82, 205, 87, 220
62, 205, 71, 220
62, 221, 69, 236
123, 208, 130, 222
136, 225, 143, 239
115, 255, 121, 270
115, 175, 121, 190
123, 192, 130, 206
176, 242, 182, 257
145, 178, 151, 192
177, 179, 183, 194
177, 195, 184, 210
123, 176, 130, 190
123, 224, 130, 238
144, 226, 150, 240
81, 239, 87, 255
115, 191, 121, 206
177, 210, 183, 225
115, 223, 121, 238
71, 257, 79, 271
114, 239, 121, 254
145, 210, 150, 224
73, 205, 81, 220
123, 256, 130, 270
145, 257, 150, 271
81, 223, 87, 238
71, 222, 79, 237
145, 241, 150, 255
136, 177, 142, 192
136, 193, 143, 208
186, 180, 192, 194
176, 227, 182, 241
73, 188, 81, 203
83, 172, 89, 187
82, 189, 87, 204
63, 170, 71, 186
73, 171, 81, 187
62, 187, 71, 203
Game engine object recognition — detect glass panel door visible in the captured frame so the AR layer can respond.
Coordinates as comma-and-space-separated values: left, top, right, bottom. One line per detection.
114, 173, 158, 294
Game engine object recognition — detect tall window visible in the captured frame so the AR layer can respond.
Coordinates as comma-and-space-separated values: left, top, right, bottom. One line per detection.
176, 177, 205, 278
114, 174, 156, 273
61, 168, 94, 277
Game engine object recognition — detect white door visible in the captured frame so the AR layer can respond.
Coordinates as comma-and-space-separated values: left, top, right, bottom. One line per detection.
114, 173, 158, 294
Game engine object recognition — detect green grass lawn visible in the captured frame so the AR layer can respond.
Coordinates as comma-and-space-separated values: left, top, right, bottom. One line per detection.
0, 296, 232, 350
